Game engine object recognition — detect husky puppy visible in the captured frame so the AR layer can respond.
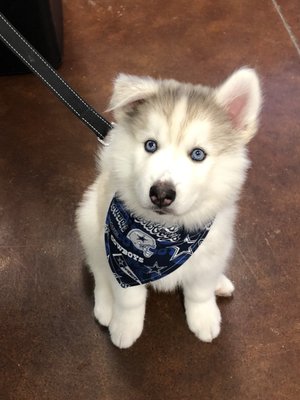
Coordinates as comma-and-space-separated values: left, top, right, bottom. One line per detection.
76, 68, 262, 348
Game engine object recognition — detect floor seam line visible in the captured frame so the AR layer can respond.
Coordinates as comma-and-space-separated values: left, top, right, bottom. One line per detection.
271, 0, 300, 58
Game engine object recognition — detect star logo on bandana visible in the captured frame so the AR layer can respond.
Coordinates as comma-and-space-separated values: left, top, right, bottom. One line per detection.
145, 261, 165, 276
183, 234, 197, 244
137, 234, 147, 243
114, 255, 127, 267
169, 244, 195, 261
113, 271, 123, 281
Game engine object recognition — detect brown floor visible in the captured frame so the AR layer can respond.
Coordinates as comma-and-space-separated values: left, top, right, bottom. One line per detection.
1, 1, 299, 399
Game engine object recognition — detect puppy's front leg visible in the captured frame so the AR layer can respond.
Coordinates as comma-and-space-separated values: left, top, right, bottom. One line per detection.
183, 279, 221, 343
109, 282, 147, 349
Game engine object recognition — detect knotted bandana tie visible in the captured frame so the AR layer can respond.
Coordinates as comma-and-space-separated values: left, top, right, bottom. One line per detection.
104, 196, 213, 288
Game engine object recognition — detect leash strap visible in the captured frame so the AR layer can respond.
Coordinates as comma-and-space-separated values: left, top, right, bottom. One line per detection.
0, 11, 112, 145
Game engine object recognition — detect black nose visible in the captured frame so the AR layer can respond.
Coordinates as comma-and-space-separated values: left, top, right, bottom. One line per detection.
149, 182, 176, 208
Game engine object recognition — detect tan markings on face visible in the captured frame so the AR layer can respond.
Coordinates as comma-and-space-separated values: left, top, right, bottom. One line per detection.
169, 97, 189, 144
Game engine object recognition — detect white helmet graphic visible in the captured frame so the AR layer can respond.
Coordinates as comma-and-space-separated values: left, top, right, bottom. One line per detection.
127, 229, 156, 258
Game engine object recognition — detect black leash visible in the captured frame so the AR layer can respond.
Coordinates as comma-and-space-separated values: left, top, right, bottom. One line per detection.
0, 11, 112, 145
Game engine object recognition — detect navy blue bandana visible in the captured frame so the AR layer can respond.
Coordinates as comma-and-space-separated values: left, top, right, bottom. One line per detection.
104, 196, 213, 288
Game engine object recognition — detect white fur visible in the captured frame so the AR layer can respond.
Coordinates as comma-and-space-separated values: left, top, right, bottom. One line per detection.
76, 69, 261, 348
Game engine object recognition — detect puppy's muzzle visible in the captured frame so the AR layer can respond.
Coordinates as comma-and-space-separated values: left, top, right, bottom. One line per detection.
149, 181, 176, 208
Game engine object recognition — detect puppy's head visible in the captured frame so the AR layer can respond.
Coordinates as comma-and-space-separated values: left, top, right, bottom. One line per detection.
105, 69, 262, 229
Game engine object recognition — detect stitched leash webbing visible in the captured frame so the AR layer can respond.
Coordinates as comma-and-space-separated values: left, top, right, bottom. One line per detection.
0, 11, 112, 144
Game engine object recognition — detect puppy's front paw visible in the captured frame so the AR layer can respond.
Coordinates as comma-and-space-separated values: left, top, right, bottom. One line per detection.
109, 310, 144, 349
215, 274, 235, 297
94, 290, 113, 327
185, 298, 221, 343
94, 303, 112, 327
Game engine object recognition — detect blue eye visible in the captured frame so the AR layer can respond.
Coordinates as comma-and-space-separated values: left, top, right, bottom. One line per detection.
190, 148, 206, 162
144, 139, 158, 153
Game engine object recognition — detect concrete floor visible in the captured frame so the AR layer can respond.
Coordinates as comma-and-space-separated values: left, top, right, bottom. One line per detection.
0, 1, 299, 399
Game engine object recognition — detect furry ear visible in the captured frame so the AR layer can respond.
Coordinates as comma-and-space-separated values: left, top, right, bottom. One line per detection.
107, 74, 159, 113
215, 68, 262, 142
